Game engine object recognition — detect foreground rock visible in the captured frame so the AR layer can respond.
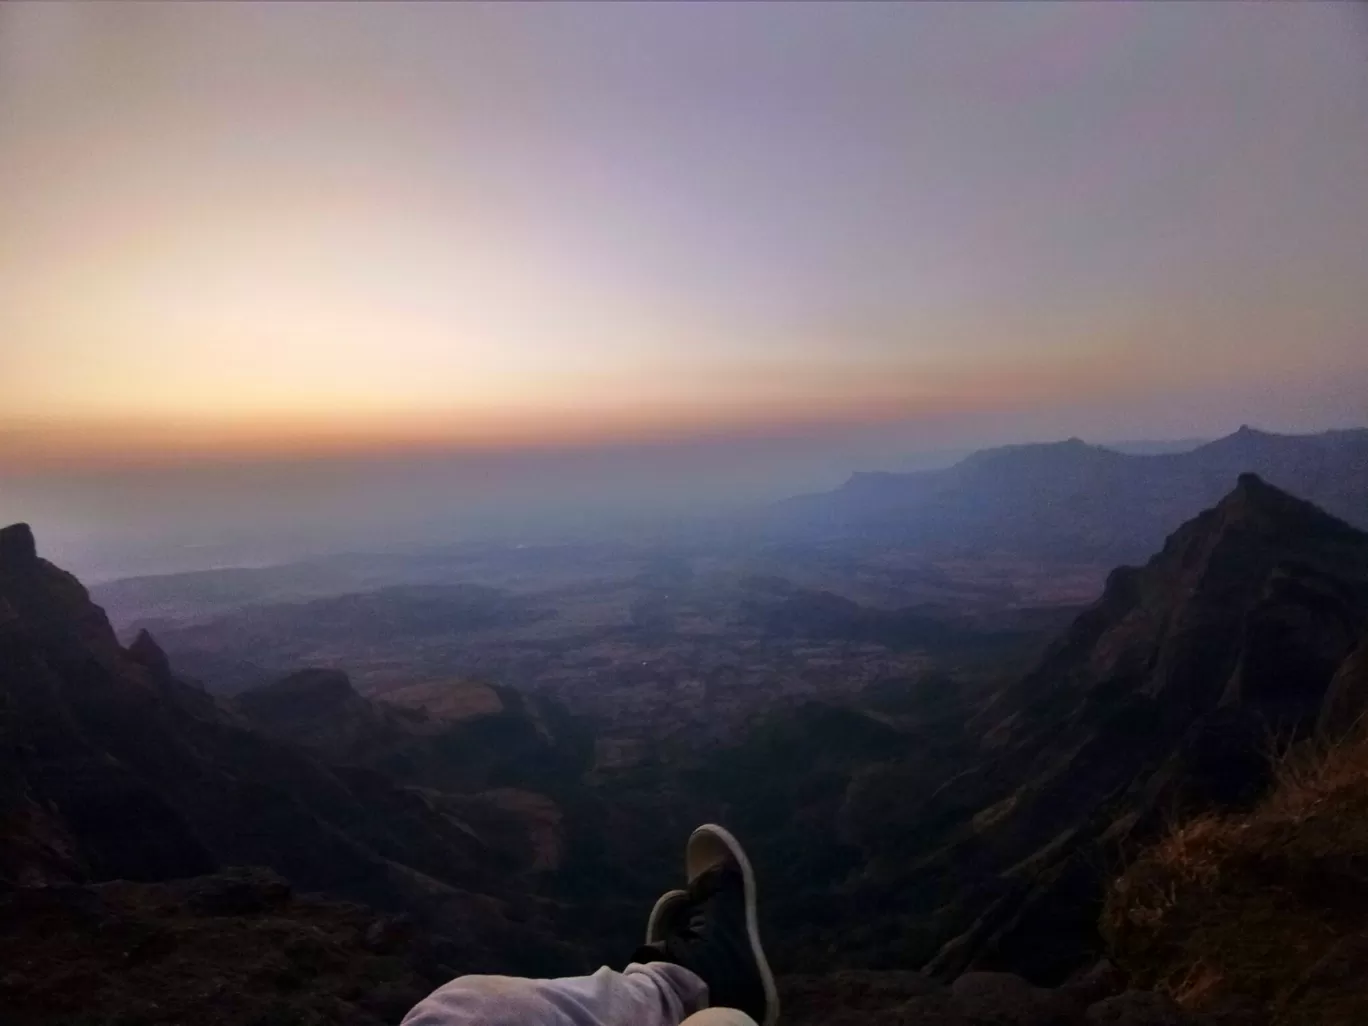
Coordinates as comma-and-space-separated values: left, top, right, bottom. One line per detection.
0, 868, 443, 1026
782, 967, 1220, 1026
1085, 992, 1193, 1026
1106, 713, 1368, 1025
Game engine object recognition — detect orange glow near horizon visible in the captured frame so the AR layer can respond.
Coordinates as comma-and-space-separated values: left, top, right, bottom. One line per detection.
0, 371, 1079, 469
0, 334, 1333, 471
3, 3, 1368, 474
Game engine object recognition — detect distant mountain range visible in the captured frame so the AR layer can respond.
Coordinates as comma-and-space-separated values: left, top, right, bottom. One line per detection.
772, 426, 1368, 562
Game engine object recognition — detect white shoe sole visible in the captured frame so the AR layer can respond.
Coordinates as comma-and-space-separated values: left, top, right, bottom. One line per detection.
645, 887, 688, 945
686, 824, 780, 1026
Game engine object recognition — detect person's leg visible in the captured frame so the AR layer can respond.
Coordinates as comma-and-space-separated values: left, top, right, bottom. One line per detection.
400, 961, 707, 1026
680, 1008, 760, 1026
402, 822, 775, 1026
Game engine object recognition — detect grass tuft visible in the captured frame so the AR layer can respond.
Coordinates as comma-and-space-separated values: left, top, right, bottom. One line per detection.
1103, 724, 1368, 1025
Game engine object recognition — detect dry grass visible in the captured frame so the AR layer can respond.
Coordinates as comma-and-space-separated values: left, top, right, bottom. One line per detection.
1103, 726, 1368, 1024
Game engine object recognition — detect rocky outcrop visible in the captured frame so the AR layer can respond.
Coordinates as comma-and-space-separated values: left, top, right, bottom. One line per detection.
1316, 631, 1368, 739
780, 966, 1220, 1026
235, 667, 590, 797
235, 667, 431, 758
0, 523, 37, 566
126, 628, 173, 680
0, 524, 581, 974
0, 867, 447, 1026
710, 478, 1368, 984
900, 477, 1368, 981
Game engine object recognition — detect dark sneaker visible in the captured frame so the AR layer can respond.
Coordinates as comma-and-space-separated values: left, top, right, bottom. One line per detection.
635, 824, 779, 1026
645, 887, 688, 945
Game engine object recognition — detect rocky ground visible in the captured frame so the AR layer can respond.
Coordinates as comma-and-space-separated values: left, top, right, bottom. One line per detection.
0, 868, 441, 1026
1105, 716, 1368, 1025
0, 867, 1246, 1026
781, 966, 1243, 1026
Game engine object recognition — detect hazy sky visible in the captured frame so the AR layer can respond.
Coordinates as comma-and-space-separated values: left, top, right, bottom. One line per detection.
2, 2, 1367, 575
4, 1, 1367, 466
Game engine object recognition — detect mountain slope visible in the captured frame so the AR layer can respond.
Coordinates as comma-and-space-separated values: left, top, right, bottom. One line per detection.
717, 476, 1368, 982
775, 426, 1368, 561
1105, 716, 1368, 1024
0, 523, 580, 975
916, 475, 1368, 979
235, 667, 590, 797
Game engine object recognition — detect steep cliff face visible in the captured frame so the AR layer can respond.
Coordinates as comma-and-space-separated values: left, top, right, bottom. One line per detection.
742, 478, 1368, 982
0, 523, 217, 886
0, 523, 579, 975
974, 473, 1368, 811
899, 476, 1368, 981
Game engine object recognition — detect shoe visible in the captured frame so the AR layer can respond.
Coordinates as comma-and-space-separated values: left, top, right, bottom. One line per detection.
645, 887, 688, 945
635, 824, 779, 1026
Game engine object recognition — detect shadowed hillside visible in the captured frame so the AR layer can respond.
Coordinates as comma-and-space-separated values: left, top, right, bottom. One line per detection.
709, 475, 1368, 982
0, 522, 583, 977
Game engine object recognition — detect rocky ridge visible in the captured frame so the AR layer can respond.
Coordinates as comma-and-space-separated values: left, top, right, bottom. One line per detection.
704, 476, 1368, 983
0, 521, 581, 976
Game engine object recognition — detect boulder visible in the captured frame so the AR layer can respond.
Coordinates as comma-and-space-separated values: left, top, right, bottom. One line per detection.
950, 972, 1080, 1025
1085, 991, 1191, 1026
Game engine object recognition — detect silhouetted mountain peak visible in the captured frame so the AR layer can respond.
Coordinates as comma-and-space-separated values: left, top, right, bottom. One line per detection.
904, 482, 1368, 980
0, 523, 37, 569
1094, 476, 1368, 655
1177, 472, 1366, 556
1226, 470, 1318, 517
127, 628, 173, 679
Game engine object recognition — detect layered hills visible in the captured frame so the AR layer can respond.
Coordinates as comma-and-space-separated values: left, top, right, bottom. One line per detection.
776, 426, 1368, 562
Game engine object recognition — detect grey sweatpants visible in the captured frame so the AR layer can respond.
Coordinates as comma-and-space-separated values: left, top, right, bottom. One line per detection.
402, 962, 759, 1026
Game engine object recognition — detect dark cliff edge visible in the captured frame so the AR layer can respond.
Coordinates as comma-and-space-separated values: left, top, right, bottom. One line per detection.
0, 521, 583, 982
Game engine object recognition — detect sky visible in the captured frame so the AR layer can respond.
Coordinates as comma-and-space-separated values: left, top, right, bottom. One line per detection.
2, 2, 1367, 575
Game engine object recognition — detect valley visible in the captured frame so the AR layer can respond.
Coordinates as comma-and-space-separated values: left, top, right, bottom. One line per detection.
99, 543, 1097, 745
